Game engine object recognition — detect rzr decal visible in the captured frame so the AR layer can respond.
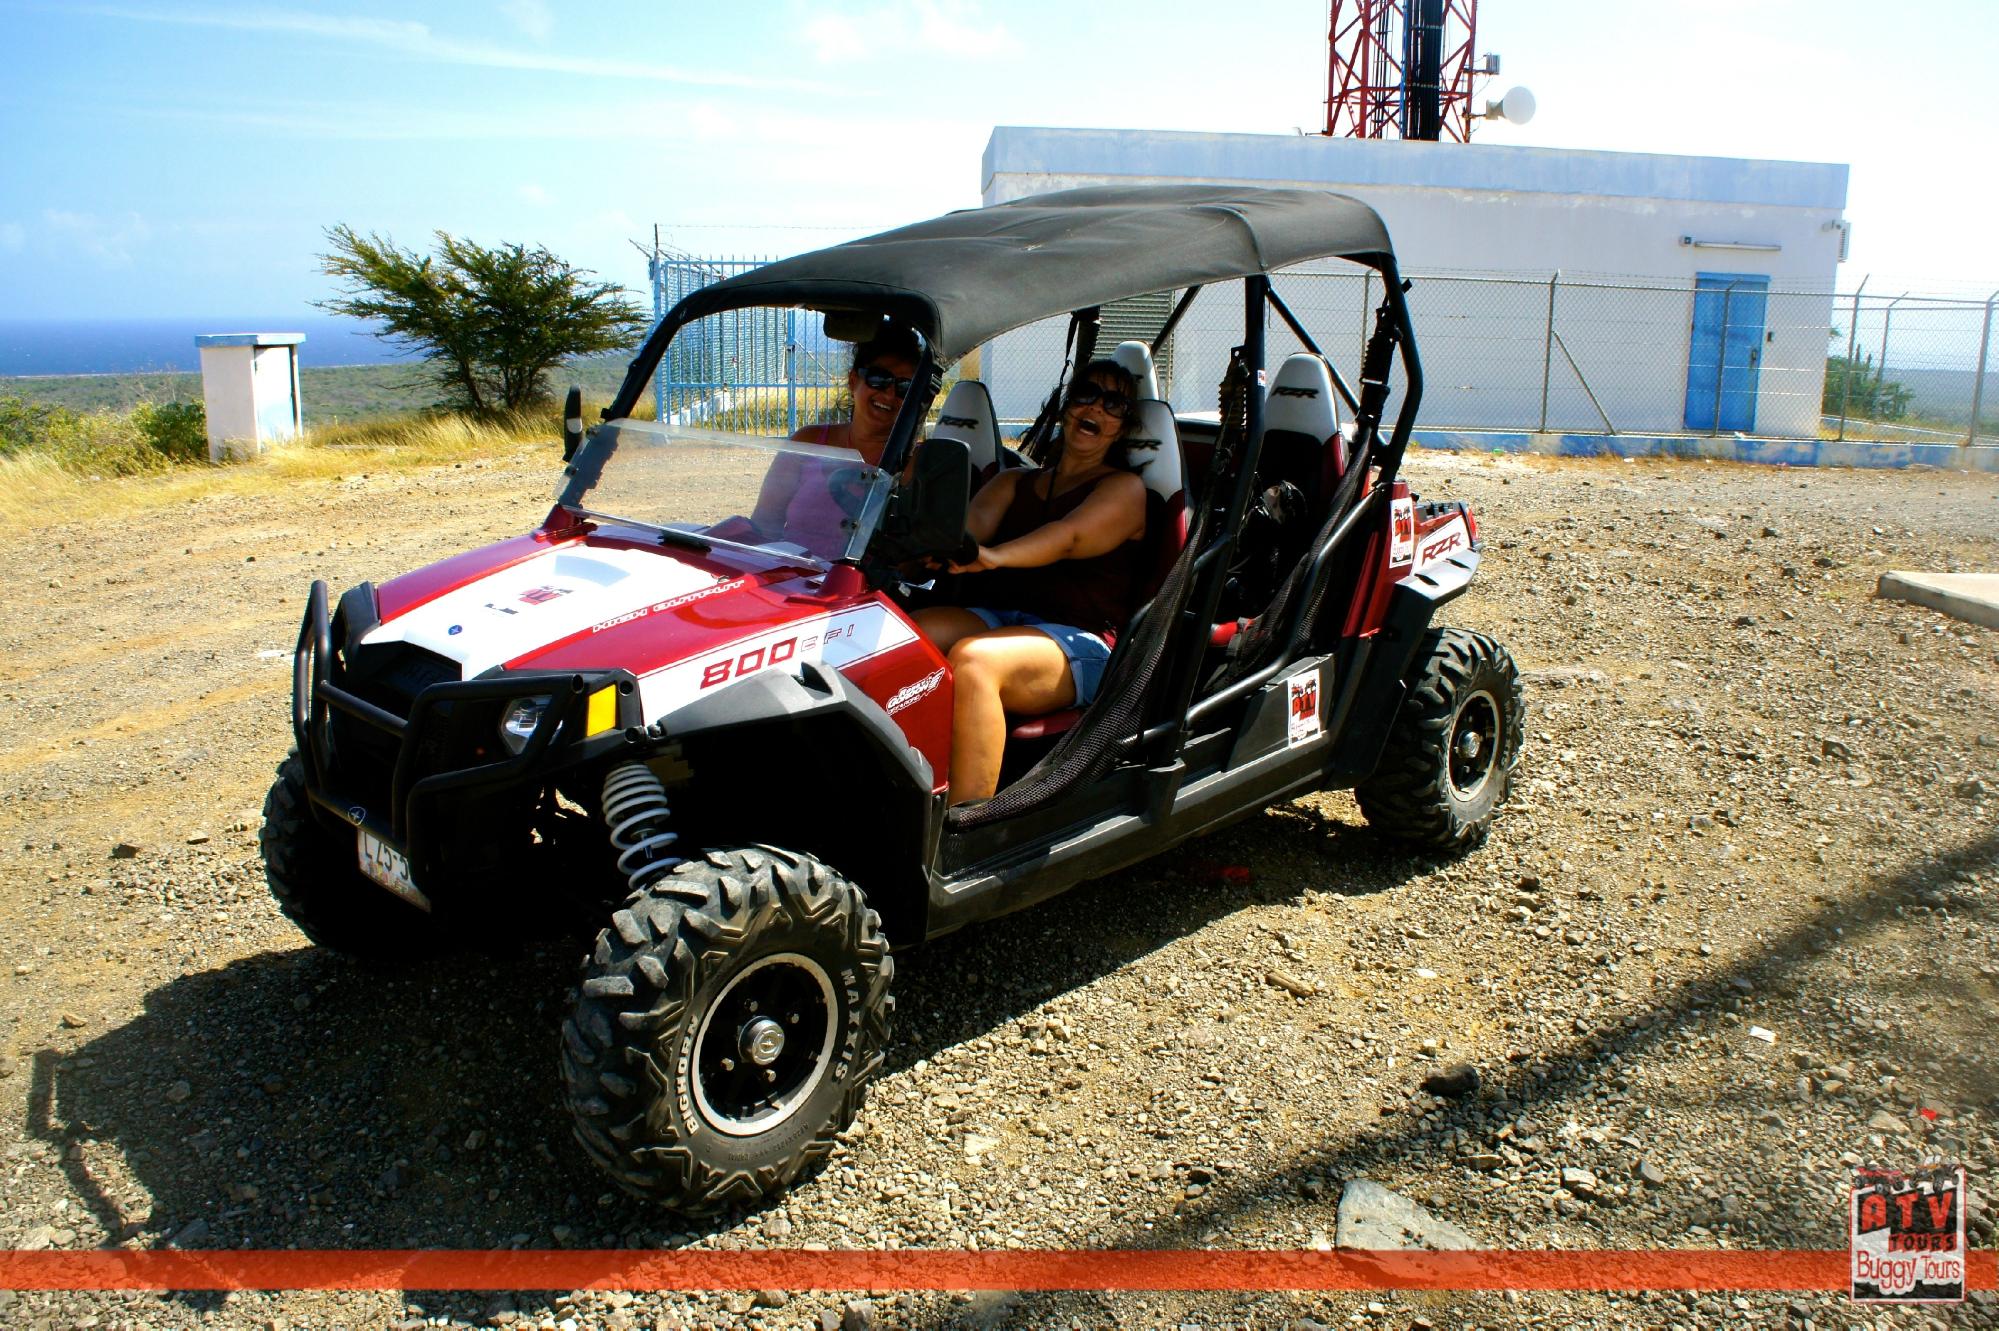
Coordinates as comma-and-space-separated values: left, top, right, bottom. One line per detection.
1416, 516, 1470, 572
517, 585, 570, 605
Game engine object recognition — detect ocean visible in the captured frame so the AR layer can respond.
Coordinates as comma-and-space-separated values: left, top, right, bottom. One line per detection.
0, 316, 421, 377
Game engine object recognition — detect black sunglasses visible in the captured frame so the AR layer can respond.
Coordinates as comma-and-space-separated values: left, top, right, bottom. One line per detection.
1066, 379, 1135, 418
857, 365, 913, 396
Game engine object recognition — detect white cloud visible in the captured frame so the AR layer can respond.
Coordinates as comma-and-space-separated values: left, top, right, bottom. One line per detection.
41, 209, 152, 265
501, 0, 554, 42
518, 183, 550, 205
74, 5, 832, 93
913, 0, 1018, 58
798, 0, 1017, 63
802, 14, 868, 64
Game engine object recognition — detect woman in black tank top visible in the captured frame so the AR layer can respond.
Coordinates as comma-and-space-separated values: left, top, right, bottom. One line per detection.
915, 361, 1150, 806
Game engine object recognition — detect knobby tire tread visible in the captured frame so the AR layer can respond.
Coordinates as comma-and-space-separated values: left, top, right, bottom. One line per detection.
562, 846, 893, 1214
1356, 628, 1524, 853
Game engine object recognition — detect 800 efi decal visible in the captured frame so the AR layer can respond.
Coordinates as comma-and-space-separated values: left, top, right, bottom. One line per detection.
635, 605, 917, 721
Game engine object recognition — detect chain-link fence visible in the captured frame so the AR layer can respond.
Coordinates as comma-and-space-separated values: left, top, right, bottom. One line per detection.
650, 250, 1998, 449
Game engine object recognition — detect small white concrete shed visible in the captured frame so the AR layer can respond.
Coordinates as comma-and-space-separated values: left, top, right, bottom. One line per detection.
196, 332, 304, 461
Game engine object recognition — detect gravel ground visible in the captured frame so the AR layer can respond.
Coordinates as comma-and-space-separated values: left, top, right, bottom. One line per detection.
1, 446, 1996, 1331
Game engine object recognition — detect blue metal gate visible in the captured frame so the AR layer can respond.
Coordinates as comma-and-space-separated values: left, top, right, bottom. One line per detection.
646, 253, 848, 433
1683, 273, 1769, 433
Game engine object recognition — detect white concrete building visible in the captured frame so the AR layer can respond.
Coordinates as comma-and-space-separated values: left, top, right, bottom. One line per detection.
196, 332, 304, 460
979, 127, 1849, 439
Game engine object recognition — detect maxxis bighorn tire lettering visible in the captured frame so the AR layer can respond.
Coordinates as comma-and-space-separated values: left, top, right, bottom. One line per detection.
1356, 628, 1524, 852
561, 845, 893, 1214
259, 751, 439, 958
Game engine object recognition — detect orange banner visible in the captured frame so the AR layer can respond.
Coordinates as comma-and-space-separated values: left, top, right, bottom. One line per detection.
0, 1248, 1994, 1293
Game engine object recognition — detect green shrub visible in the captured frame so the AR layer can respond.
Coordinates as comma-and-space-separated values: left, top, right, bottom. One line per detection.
0, 394, 66, 455
131, 400, 208, 463
0, 392, 199, 475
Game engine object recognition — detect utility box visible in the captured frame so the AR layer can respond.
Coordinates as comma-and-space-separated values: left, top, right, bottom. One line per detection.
196, 332, 304, 461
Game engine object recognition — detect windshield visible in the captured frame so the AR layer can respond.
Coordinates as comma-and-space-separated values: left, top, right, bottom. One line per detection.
556, 418, 892, 567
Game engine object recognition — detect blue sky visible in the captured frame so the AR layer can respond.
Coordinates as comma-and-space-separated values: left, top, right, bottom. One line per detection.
1, 0, 1994, 321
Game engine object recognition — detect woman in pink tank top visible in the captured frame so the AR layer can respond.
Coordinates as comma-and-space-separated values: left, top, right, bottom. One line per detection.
916, 360, 1149, 806
748, 327, 920, 555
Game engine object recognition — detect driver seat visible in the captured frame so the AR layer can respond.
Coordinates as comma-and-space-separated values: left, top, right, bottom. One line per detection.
928, 379, 1005, 483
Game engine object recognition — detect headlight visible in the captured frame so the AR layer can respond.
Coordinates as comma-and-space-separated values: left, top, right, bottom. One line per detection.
498, 695, 553, 755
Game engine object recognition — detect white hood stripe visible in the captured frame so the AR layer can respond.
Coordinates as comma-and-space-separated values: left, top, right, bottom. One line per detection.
362, 548, 721, 677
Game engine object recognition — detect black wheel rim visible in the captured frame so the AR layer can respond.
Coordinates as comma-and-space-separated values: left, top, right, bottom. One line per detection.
689, 952, 837, 1137
1448, 689, 1501, 801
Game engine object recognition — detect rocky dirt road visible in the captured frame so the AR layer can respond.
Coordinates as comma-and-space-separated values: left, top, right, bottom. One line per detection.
1, 447, 1995, 1331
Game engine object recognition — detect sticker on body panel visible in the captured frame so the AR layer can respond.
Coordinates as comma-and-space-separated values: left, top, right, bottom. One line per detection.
1416, 515, 1469, 572
1286, 669, 1322, 748
1388, 496, 1416, 568
636, 604, 918, 721
885, 667, 945, 715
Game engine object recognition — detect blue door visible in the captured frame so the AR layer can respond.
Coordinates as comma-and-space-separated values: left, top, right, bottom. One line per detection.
1684, 273, 1768, 432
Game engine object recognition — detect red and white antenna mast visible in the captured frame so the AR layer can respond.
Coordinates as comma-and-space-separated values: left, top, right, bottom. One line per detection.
1323, 0, 1485, 142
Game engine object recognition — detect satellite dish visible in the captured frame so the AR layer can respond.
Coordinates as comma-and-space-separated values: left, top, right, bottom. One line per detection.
1497, 86, 1536, 125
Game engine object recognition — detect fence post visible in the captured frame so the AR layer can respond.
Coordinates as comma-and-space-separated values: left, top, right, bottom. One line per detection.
650, 233, 667, 425
1538, 271, 1559, 433
1711, 281, 1737, 437
1874, 294, 1908, 430
785, 308, 799, 436
1838, 276, 1866, 440
1969, 289, 1998, 453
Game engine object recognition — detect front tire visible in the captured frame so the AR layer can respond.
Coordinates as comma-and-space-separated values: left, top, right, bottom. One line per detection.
1357, 628, 1524, 853
562, 846, 893, 1213
259, 752, 440, 959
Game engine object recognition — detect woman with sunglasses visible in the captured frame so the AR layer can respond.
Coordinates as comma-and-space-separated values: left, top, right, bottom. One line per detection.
915, 360, 1150, 806
748, 326, 921, 553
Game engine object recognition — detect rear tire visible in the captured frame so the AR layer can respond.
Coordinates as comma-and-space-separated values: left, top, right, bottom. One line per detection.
259, 752, 440, 959
562, 846, 893, 1214
1357, 628, 1523, 853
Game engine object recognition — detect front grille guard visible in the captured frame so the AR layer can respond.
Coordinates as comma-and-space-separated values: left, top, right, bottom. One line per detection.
291, 579, 626, 866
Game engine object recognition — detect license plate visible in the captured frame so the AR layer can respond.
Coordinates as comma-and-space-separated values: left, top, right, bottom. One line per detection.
356, 829, 425, 908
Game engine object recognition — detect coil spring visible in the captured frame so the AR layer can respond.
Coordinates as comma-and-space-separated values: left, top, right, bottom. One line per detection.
601, 761, 683, 893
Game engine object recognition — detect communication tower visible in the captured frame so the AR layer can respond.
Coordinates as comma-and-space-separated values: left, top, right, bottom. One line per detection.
1324, 0, 1530, 142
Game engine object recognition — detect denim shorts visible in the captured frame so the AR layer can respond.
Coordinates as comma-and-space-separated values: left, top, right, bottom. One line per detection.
965, 608, 1113, 706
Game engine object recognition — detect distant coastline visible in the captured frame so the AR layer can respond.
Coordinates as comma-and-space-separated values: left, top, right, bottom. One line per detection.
0, 316, 420, 377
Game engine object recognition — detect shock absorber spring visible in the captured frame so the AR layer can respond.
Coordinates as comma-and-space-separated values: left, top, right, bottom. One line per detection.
601, 761, 683, 893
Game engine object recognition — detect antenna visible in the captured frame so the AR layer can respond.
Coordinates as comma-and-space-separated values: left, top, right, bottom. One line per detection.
1478, 86, 1536, 125
1323, 0, 1530, 141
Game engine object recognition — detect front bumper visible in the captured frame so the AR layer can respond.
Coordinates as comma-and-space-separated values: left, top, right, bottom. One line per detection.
291, 579, 638, 890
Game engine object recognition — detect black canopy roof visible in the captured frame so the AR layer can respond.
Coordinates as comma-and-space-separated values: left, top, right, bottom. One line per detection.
658, 184, 1395, 364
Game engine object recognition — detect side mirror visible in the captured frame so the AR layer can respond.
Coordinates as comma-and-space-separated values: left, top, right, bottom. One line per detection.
877, 438, 971, 563
561, 386, 584, 461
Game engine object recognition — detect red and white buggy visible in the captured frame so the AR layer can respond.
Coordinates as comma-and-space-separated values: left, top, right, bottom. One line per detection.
264, 185, 1524, 1213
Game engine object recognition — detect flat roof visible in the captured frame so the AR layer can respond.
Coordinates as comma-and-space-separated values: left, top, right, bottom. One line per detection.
984, 127, 1848, 211
194, 332, 306, 348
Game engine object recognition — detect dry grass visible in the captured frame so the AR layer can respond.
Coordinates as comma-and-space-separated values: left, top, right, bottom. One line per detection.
0, 408, 563, 527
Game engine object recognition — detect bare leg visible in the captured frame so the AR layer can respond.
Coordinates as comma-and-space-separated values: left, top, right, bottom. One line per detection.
913, 605, 989, 655
944, 628, 1076, 804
